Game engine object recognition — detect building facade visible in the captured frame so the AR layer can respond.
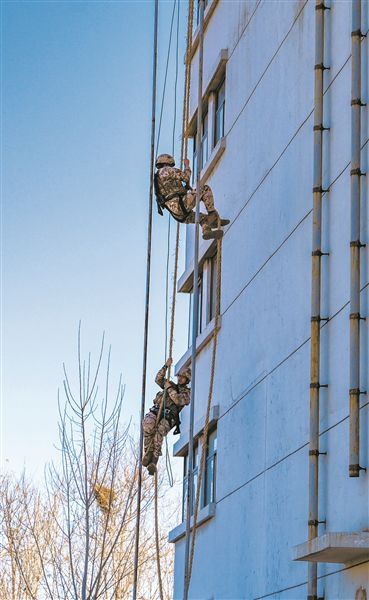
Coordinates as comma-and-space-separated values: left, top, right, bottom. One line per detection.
169, 1, 369, 598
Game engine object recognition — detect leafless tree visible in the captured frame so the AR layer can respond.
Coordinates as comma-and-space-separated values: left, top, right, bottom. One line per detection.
1, 328, 176, 600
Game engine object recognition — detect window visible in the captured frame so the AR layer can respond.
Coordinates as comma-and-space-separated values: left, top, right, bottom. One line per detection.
214, 79, 225, 145
182, 428, 217, 521
195, 0, 210, 28
204, 429, 217, 505
207, 253, 217, 324
193, 112, 208, 183
188, 275, 203, 347
182, 444, 199, 520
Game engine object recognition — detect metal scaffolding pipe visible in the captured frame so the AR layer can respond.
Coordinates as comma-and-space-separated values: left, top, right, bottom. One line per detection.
349, 0, 364, 478
183, 1, 205, 598
308, 1, 327, 598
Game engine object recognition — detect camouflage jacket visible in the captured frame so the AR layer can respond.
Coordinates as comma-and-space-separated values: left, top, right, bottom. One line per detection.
154, 364, 190, 411
155, 165, 192, 201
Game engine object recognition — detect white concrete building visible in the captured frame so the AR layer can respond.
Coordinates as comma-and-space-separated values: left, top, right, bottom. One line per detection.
169, 1, 369, 598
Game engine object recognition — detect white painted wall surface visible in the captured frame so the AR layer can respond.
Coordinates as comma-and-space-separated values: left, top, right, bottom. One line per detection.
172, 1, 369, 598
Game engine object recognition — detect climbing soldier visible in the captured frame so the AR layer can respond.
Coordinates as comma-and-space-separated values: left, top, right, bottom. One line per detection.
142, 358, 191, 475
154, 154, 230, 240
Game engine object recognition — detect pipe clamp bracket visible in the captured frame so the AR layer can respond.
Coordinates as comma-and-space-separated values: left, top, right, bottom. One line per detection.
350, 168, 365, 177
351, 98, 366, 107
350, 240, 366, 248
314, 63, 330, 71
351, 29, 363, 38
315, 2, 330, 9
349, 388, 360, 396
308, 519, 326, 526
313, 185, 330, 193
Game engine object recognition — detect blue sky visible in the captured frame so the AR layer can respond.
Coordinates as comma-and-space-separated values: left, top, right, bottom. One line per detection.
2, 0, 189, 477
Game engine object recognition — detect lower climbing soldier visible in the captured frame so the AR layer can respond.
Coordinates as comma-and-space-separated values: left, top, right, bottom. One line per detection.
154, 154, 230, 240
142, 358, 191, 475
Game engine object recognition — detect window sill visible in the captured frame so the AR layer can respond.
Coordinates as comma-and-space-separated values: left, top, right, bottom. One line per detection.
174, 316, 221, 375
168, 502, 216, 544
173, 404, 219, 458
190, 0, 219, 60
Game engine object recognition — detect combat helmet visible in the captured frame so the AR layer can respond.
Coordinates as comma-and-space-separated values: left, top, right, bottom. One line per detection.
179, 366, 191, 383
156, 153, 175, 168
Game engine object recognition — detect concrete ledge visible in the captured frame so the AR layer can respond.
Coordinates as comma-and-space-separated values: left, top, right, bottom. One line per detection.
168, 503, 216, 543
293, 532, 369, 564
174, 317, 221, 375
173, 404, 219, 457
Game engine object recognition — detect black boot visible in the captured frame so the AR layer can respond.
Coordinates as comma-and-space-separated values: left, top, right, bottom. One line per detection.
207, 210, 230, 228
147, 456, 159, 476
142, 450, 153, 467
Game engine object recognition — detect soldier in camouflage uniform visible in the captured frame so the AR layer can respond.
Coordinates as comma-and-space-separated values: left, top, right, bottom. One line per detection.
142, 358, 191, 475
154, 154, 230, 240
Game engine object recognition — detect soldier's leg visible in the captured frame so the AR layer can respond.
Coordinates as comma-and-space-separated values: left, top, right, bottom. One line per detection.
142, 411, 156, 466
153, 418, 172, 459
200, 185, 230, 228
147, 418, 171, 475
184, 211, 221, 240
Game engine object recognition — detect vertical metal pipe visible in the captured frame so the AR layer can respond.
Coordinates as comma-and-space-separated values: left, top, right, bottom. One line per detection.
183, 1, 204, 598
132, 1, 159, 597
308, 1, 326, 598
349, 0, 363, 478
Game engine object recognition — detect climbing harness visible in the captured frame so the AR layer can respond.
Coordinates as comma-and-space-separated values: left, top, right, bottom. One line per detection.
154, 172, 191, 222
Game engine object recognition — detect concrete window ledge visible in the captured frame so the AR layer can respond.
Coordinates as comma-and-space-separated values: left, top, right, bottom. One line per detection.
293, 532, 369, 564
173, 405, 219, 457
168, 503, 216, 544
174, 317, 221, 376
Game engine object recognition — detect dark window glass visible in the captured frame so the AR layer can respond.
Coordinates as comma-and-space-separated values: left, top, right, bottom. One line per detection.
207, 254, 217, 324
214, 79, 225, 145
182, 429, 217, 521
188, 275, 203, 347
195, 0, 210, 28
182, 444, 200, 520
193, 112, 209, 183
204, 429, 217, 505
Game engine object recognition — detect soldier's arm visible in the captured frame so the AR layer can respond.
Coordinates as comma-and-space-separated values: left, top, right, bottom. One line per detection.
155, 365, 167, 389
174, 166, 191, 187
167, 386, 190, 408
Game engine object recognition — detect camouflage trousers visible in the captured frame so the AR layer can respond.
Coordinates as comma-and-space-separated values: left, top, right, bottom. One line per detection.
143, 411, 171, 460
164, 185, 216, 226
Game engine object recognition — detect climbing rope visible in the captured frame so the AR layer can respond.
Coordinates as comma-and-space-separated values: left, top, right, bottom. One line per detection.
151, 2, 194, 599
132, 0, 159, 598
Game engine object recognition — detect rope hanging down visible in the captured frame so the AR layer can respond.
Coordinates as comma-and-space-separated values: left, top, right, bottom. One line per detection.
152, 1, 194, 599
183, 0, 205, 597
132, 1, 159, 598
